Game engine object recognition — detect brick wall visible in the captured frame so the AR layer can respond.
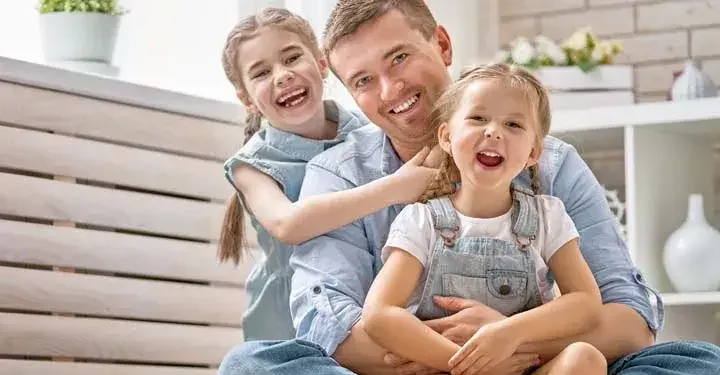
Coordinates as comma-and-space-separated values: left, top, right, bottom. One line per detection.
499, 0, 720, 103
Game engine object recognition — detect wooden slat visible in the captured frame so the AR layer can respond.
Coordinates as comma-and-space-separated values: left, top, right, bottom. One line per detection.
0, 125, 232, 201
0, 313, 242, 366
0, 220, 257, 285
0, 267, 246, 326
0, 81, 243, 160
0, 360, 216, 375
0, 172, 224, 241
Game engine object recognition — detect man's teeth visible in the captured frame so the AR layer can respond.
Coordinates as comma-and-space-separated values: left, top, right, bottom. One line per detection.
391, 94, 419, 114
278, 88, 307, 104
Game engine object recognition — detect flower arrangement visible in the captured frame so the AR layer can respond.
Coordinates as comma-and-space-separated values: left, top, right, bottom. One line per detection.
36, 0, 126, 15
494, 27, 623, 73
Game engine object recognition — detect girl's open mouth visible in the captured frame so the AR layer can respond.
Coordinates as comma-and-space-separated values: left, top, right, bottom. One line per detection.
476, 151, 504, 168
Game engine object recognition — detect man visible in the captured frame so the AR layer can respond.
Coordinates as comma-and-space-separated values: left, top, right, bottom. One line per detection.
219, 1, 720, 374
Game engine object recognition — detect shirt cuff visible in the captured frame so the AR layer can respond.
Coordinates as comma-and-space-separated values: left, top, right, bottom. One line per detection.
292, 283, 363, 356
594, 265, 664, 335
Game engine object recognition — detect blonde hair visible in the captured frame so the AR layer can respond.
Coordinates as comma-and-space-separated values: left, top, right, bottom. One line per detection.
419, 63, 551, 203
218, 8, 321, 265
322, 0, 437, 70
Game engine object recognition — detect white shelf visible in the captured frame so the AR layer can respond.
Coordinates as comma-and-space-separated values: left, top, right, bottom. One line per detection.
551, 96, 720, 133
553, 98, 720, 345
662, 292, 720, 306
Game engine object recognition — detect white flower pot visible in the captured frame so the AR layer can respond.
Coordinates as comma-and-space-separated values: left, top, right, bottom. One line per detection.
663, 194, 720, 293
38, 12, 121, 64
533, 66, 634, 110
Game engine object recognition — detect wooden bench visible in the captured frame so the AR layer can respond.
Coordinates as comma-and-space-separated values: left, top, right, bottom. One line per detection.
0, 73, 257, 374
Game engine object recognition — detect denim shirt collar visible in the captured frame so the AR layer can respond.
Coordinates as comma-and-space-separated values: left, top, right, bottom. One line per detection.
380, 135, 404, 176
264, 100, 361, 162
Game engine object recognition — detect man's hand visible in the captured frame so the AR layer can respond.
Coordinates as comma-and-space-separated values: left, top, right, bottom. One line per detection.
384, 352, 540, 375
424, 296, 506, 345
382, 296, 536, 375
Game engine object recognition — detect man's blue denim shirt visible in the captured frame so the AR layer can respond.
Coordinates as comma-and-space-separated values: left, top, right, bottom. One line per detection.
290, 125, 664, 355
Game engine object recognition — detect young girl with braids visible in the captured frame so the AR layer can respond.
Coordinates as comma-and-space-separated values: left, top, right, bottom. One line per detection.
218, 7, 438, 342
362, 63, 607, 375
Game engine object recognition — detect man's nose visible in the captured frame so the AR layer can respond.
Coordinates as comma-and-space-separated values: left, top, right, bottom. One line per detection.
379, 76, 403, 102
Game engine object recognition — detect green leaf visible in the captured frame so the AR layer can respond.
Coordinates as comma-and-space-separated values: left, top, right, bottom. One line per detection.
577, 60, 600, 73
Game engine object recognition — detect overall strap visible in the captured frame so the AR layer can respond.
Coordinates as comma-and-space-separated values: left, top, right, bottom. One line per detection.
427, 196, 461, 247
510, 185, 539, 249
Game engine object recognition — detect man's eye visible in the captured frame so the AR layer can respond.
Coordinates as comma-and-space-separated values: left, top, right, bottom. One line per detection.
393, 53, 408, 64
356, 76, 372, 88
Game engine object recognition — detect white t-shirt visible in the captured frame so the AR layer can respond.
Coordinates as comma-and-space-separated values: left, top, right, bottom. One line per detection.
382, 195, 579, 306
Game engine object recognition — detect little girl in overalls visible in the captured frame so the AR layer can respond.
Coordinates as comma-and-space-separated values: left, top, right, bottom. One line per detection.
362, 63, 606, 375
218, 8, 437, 342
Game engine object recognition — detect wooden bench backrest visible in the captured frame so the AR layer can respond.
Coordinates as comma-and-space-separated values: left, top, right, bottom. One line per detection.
0, 80, 258, 374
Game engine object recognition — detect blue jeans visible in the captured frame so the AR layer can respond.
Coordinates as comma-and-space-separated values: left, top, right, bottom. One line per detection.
218, 339, 720, 374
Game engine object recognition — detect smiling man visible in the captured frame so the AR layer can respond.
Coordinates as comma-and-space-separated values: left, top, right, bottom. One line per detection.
218, 1, 720, 374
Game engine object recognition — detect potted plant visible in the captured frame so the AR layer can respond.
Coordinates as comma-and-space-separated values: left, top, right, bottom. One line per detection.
494, 27, 633, 110
37, 0, 126, 70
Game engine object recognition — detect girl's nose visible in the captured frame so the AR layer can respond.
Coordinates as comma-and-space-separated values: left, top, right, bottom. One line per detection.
484, 124, 502, 140
276, 70, 295, 88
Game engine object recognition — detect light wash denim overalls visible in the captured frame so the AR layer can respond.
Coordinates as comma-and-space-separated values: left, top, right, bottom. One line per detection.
223, 100, 368, 341
415, 185, 545, 319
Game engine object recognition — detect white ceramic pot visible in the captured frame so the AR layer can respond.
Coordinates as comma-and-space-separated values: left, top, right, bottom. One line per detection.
38, 12, 120, 63
671, 60, 718, 101
663, 194, 720, 292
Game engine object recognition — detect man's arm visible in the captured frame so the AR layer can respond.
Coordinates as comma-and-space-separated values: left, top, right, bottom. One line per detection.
532, 142, 660, 360
289, 162, 393, 375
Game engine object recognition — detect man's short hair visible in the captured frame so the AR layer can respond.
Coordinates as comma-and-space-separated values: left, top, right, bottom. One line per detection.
322, 0, 437, 63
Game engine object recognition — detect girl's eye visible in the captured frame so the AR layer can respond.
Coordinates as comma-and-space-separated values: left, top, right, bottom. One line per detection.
285, 54, 301, 64
506, 121, 522, 128
470, 116, 488, 122
252, 69, 270, 79
392, 53, 408, 65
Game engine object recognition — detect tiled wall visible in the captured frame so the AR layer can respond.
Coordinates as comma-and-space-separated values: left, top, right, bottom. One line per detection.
499, 0, 720, 103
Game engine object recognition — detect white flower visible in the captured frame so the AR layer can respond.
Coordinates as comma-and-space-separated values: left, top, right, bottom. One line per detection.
591, 41, 613, 62
493, 49, 510, 63
510, 37, 535, 65
563, 26, 592, 51
534, 35, 567, 65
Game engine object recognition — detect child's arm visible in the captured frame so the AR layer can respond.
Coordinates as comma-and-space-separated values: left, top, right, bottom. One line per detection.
233, 146, 437, 244
450, 238, 603, 373
362, 248, 460, 372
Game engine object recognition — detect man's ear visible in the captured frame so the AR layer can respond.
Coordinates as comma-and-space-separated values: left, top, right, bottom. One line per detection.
438, 122, 452, 154
317, 57, 329, 79
434, 25, 453, 68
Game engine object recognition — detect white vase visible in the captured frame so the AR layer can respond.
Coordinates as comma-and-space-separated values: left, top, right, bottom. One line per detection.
663, 194, 720, 292
671, 60, 718, 101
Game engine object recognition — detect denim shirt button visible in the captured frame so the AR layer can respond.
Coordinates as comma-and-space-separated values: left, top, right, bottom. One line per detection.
313, 286, 322, 294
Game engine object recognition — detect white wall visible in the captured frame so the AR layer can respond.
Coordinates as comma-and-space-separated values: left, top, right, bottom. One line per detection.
425, 0, 499, 79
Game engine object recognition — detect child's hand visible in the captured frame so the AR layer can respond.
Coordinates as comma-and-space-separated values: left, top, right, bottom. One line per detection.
392, 146, 439, 203
448, 323, 521, 375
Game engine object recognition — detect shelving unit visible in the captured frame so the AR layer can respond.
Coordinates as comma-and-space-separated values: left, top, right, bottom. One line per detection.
550, 97, 720, 345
